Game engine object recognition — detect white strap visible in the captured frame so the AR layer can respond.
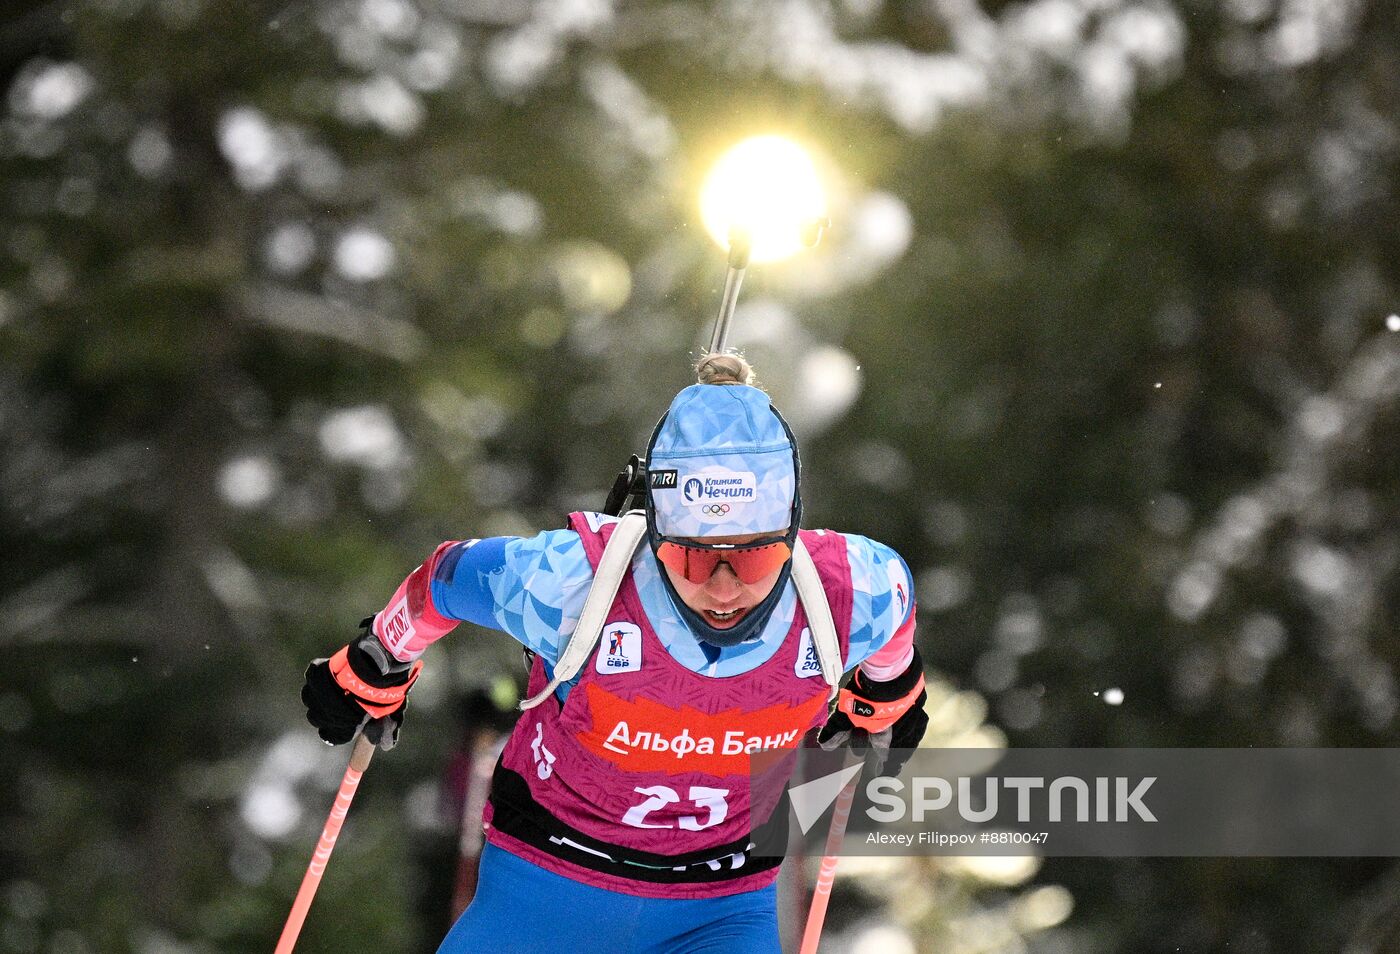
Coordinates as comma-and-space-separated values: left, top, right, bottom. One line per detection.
519, 511, 648, 710
789, 536, 844, 701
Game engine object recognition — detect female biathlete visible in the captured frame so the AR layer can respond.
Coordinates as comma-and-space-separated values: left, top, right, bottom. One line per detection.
301, 354, 929, 953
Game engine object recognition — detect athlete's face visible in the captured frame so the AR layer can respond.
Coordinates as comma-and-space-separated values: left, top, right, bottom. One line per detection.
660, 531, 787, 630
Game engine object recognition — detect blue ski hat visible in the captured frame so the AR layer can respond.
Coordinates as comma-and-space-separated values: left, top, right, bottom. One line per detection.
646, 383, 799, 539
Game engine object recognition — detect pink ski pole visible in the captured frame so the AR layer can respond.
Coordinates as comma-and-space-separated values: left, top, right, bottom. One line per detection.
798, 771, 860, 954
274, 733, 376, 954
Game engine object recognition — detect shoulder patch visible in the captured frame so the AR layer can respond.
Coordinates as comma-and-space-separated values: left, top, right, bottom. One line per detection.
795, 627, 823, 678
888, 559, 910, 621
596, 622, 643, 674
582, 511, 621, 533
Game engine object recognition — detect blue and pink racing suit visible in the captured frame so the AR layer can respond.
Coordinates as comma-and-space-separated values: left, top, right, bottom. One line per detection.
370, 512, 917, 951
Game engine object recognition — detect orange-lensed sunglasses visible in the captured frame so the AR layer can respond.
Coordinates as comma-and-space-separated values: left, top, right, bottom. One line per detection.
654, 536, 793, 585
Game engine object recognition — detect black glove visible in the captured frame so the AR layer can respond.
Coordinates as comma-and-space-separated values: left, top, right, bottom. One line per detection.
818, 647, 929, 777
303, 618, 422, 749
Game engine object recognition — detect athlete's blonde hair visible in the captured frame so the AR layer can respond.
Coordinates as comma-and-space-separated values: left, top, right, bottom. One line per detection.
694, 352, 754, 387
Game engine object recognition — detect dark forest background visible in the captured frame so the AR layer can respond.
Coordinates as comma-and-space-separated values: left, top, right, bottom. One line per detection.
2, 0, 1398, 951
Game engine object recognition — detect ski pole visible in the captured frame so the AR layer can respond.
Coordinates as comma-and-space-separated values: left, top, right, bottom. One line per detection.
707, 217, 827, 356
797, 768, 859, 954
708, 228, 752, 355
449, 733, 501, 920
274, 733, 377, 954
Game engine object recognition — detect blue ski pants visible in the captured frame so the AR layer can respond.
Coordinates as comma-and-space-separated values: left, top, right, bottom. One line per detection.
437, 843, 782, 954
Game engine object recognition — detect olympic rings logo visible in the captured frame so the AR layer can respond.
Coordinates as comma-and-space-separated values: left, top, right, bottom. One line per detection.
702, 504, 731, 516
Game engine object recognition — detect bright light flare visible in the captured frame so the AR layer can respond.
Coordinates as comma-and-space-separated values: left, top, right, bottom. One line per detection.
699, 135, 827, 264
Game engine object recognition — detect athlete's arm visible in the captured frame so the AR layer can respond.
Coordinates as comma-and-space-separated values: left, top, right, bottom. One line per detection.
369, 530, 594, 666
819, 535, 927, 769
842, 536, 917, 680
